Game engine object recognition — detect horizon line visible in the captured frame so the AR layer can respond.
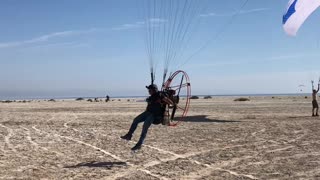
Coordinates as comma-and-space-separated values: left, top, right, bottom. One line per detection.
0, 93, 311, 101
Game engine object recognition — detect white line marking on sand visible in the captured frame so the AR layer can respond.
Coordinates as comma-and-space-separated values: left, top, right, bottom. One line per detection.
63, 113, 80, 132
181, 156, 259, 180
22, 127, 65, 157
251, 128, 266, 136
36, 117, 240, 180
41, 120, 170, 179
215, 168, 258, 179
22, 127, 41, 150
143, 144, 182, 158
32, 126, 42, 134
32, 126, 127, 164
139, 169, 169, 180
55, 134, 126, 163
109, 149, 212, 180
115, 136, 254, 179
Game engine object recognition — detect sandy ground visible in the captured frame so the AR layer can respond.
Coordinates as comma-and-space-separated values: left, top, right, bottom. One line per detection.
0, 96, 320, 179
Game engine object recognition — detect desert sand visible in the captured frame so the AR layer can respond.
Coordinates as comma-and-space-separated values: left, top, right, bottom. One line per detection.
0, 96, 320, 179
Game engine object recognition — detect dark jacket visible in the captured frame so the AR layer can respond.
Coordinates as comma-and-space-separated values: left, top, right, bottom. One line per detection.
146, 92, 166, 124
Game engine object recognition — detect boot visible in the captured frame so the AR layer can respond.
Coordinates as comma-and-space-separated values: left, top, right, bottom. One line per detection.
120, 134, 132, 141
131, 143, 142, 151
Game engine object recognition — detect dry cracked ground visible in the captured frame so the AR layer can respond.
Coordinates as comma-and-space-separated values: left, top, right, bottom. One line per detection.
0, 96, 320, 179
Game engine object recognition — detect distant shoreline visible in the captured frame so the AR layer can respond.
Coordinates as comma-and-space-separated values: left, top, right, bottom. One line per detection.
0, 93, 310, 101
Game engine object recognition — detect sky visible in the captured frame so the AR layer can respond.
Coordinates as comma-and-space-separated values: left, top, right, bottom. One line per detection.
1, 0, 320, 99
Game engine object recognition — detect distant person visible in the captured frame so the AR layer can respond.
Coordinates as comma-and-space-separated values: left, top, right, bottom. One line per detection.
312, 83, 320, 116
106, 95, 110, 102
120, 84, 174, 151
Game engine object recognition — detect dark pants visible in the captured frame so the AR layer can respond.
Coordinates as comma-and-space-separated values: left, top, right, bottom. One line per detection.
128, 111, 155, 145
313, 100, 319, 108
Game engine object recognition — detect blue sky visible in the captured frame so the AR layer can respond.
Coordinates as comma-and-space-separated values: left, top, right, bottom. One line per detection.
1, 0, 320, 99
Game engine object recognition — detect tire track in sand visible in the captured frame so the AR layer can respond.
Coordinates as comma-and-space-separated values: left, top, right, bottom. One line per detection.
0, 133, 7, 154
109, 151, 209, 180
35, 114, 254, 180
36, 112, 179, 180
110, 143, 255, 180
63, 113, 80, 132
32, 125, 167, 179
49, 113, 259, 180
32, 126, 127, 163
180, 155, 259, 180
56, 113, 251, 180
62, 113, 168, 179
22, 126, 65, 157
0, 124, 18, 154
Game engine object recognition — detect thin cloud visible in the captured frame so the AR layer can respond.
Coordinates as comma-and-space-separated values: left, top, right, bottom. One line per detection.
26, 42, 78, 49
0, 28, 101, 49
200, 8, 269, 18
24, 42, 90, 50
0, 18, 167, 49
112, 18, 167, 31
112, 21, 145, 31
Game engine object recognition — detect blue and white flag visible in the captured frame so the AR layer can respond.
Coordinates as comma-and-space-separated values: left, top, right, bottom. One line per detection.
283, 0, 320, 36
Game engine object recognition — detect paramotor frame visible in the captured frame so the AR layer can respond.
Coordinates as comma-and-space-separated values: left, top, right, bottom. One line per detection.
162, 70, 191, 126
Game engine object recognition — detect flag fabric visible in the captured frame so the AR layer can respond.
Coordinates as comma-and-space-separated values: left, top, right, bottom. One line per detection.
283, 0, 320, 36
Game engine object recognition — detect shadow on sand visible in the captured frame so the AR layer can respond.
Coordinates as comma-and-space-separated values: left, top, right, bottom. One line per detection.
182, 115, 241, 123
64, 161, 127, 169
288, 116, 315, 119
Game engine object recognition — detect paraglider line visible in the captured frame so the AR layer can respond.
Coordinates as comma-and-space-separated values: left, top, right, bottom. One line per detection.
178, 0, 250, 69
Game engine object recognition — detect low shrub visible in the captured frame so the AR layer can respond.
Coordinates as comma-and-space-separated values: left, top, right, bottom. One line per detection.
190, 96, 199, 99
204, 96, 212, 99
234, 97, 250, 102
